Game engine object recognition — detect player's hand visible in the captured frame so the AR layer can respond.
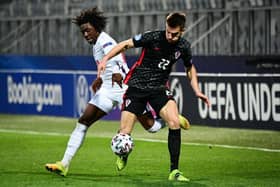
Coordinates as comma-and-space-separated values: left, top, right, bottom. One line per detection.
91, 77, 103, 92
97, 59, 107, 78
196, 92, 211, 107
112, 73, 123, 88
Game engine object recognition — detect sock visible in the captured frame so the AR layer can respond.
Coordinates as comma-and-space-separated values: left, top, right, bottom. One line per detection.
61, 123, 88, 167
147, 118, 166, 133
168, 128, 181, 172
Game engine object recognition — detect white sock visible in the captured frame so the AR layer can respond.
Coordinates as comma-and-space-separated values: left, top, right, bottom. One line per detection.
61, 123, 88, 167
147, 118, 166, 133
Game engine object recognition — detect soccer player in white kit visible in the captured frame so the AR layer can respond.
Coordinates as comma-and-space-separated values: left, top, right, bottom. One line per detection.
45, 7, 191, 177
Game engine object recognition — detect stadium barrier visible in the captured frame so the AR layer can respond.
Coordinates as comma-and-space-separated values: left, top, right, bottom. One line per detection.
171, 73, 279, 130
0, 55, 279, 130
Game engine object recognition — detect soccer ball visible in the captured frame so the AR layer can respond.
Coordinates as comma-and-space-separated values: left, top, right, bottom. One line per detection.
111, 133, 134, 155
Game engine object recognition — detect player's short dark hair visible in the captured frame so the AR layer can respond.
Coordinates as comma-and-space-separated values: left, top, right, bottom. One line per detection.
73, 7, 107, 33
166, 12, 186, 30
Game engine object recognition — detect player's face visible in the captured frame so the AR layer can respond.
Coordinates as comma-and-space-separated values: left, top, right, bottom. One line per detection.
80, 23, 99, 44
165, 23, 183, 43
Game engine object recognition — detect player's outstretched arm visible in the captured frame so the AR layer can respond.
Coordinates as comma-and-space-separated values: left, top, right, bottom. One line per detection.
186, 65, 211, 107
97, 39, 134, 78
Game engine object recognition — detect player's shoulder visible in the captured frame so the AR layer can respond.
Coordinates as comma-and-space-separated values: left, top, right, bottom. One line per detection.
141, 30, 164, 41
96, 32, 116, 47
144, 30, 163, 37
178, 37, 191, 50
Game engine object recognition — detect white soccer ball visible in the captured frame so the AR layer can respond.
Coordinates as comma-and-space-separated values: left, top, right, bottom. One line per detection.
111, 133, 134, 155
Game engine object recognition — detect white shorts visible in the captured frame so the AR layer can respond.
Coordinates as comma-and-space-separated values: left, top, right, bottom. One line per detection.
88, 84, 127, 113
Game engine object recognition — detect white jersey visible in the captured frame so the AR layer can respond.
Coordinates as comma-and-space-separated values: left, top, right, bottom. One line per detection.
93, 32, 129, 88
89, 32, 129, 113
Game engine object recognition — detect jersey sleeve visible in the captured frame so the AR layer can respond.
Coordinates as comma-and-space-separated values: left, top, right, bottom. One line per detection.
100, 35, 125, 65
132, 31, 153, 48
102, 41, 115, 55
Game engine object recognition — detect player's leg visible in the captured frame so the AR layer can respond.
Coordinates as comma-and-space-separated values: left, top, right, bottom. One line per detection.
45, 89, 114, 176
137, 103, 190, 133
116, 110, 137, 171
119, 110, 137, 135
159, 100, 189, 181
153, 95, 190, 130
45, 103, 106, 176
137, 111, 166, 133
115, 87, 146, 171
138, 112, 190, 132
61, 104, 107, 167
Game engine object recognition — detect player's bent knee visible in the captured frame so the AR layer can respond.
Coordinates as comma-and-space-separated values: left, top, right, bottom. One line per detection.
167, 120, 180, 129
78, 118, 91, 127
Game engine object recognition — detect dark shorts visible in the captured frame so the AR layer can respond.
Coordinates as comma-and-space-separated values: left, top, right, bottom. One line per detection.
122, 86, 175, 116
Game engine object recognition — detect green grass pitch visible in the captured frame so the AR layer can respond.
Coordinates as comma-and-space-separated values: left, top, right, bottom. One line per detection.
0, 114, 279, 187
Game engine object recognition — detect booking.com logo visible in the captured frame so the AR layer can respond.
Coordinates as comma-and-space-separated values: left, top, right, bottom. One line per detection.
7, 75, 63, 112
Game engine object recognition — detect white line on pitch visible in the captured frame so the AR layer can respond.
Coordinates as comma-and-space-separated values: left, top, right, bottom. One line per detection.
137, 138, 280, 153
1, 129, 279, 153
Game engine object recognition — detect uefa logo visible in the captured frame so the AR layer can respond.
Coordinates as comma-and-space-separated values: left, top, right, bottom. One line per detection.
170, 78, 183, 114
76, 75, 89, 116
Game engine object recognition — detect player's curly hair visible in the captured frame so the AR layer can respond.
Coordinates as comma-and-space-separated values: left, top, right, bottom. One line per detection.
73, 7, 107, 33
166, 12, 186, 30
